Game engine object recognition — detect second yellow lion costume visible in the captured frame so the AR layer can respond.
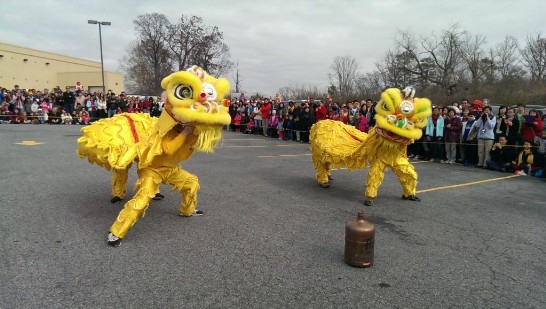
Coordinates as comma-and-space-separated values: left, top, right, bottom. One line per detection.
78, 66, 231, 246
310, 87, 432, 206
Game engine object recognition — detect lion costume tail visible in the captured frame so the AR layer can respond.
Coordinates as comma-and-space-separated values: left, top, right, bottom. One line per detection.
77, 113, 157, 170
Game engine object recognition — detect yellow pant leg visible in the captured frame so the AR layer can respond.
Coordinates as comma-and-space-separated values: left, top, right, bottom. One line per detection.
390, 157, 418, 197
110, 168, 161, 239
365, 161, 387, 199
165, 167, 200, 216
312, 154, 331, 184
111, 167, 129, 198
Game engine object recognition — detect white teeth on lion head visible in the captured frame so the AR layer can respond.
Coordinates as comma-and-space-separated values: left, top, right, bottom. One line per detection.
188, 101, 220, 114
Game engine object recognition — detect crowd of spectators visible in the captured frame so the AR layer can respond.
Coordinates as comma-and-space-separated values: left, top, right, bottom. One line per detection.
0, 83, 160, 125
2, 83, 545, 178
227, 94, 546, 178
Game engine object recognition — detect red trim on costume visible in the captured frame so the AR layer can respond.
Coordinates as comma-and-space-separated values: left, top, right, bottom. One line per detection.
375, 127, 411, 145
123, 115, 140, 143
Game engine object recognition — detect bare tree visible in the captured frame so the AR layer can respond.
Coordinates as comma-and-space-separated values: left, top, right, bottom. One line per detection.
329, 56, 359, 102
520, 33, 546, 80
278, 84, 324, 101
232, 61, 242, 94
191, 27, 233, 77
168, 15, 205, 71
459, 34, 488, 84
168, 16, 233, 77
395, 25, 465, 96
120, 13, 173, 94
494, 36, 524, 80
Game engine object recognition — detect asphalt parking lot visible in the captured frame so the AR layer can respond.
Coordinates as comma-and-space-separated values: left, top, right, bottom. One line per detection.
1, 124, 545, 308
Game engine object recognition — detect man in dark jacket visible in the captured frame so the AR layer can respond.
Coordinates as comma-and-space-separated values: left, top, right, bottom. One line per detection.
486, 136, 515, 172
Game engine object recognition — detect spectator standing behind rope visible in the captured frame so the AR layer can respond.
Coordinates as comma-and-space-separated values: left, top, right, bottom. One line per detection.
461, 113, 478, 166
62, 87, 75, 114
260, 98, 272, 136
474, 106, 496, 168
444, 108, 462, 164
314, 101, 327, 122
107, 95, 119, 118
521, 110, 544, 144
425, 106, 445, 162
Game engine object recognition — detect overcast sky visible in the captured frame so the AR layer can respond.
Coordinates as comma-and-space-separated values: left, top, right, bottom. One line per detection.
2, 0, 545, 96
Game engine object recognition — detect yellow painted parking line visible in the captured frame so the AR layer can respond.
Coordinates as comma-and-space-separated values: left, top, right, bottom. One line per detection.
416, 174, 520, 194
15, 140, 44, 146
258, 154, 312, 158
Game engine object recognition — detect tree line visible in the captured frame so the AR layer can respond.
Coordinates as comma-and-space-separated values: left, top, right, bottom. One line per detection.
120, 13, 232, 95
284, 25, 546, 105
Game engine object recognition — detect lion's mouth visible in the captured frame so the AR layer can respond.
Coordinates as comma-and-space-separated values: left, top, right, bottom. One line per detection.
375, 127, 411, 144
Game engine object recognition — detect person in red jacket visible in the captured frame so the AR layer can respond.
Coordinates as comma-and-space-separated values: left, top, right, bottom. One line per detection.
314, 101, 327, 122
260, 98, 272, 136
521, 110, 544, 144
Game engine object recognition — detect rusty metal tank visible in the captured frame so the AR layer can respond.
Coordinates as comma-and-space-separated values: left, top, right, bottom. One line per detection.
344, 211, 375, 267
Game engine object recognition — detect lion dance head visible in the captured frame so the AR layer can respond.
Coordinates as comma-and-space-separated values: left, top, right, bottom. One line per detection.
374, 87, 432, 143
160, 66, 232, 152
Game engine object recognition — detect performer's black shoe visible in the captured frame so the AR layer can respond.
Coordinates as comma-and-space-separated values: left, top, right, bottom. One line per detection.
179, 210, 204, 217
152, 193, 165, 200
402, 195, 421, 202
107, 232, 121, 247
363, 199, 374, 206
319, 182, 330, 188
111, 196, 123, 204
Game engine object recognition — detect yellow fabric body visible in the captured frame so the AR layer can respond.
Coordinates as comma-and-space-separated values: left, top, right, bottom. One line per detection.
109, 166, 199, 239
310, 120, 418, 199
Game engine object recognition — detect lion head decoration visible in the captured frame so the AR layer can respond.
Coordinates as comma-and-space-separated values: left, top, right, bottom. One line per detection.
160, 66, 232, 152
374, 87, 432, 143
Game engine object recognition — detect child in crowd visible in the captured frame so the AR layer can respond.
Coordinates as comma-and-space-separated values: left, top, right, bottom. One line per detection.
286, 114, 296, 141
268, 110, 279, 138
61, 110, 72, 125
512, 141, 534, 175
232, 112, 242, 132
244, 115, 255, 134
80, 111, 91, 125
358, 113, 368, 132
277, 115, 284, 140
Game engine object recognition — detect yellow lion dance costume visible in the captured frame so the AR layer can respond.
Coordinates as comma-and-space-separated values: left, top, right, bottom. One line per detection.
310, 87, 431, 206
77, 66, 231, 246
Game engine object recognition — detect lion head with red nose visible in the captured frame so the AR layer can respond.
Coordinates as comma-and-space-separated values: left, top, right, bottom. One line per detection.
160, 66, 232, 152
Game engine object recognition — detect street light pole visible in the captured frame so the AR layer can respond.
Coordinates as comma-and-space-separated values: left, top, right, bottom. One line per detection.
88, 20, 111, 95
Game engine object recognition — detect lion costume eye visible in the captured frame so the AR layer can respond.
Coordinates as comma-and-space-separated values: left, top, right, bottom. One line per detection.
202, 83, 217, 101
173, 84, 193, 100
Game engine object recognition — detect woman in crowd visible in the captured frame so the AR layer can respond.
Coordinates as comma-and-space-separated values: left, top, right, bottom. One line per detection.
473, 106, 496, 168
520, 110, 544, 144
494, 105, 507, 140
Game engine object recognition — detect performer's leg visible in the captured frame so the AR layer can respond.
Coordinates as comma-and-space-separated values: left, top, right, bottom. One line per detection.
312, 154, 331, 187
391, 158, 419, 200
365, 161, 387, 204
111, 167, 129, 202
165, 167, 201, 216
109, 169, 161, 241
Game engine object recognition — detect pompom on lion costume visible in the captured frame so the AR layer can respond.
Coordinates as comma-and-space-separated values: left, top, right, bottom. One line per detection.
77, 66, 231, 246
310, 87, 432, 206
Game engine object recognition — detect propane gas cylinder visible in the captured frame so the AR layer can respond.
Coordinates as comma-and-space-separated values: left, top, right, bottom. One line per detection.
344, 211, 375, 267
